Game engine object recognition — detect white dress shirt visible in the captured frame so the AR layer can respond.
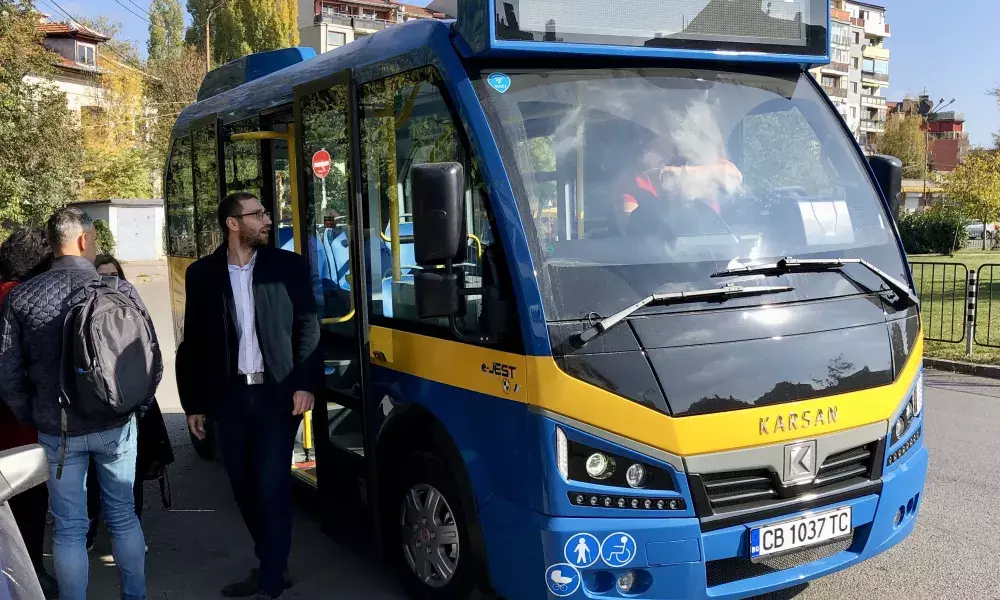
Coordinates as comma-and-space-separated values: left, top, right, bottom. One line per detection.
228, 252, 265, 375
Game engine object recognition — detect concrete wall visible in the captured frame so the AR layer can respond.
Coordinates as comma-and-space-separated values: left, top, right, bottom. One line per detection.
23, 73, 102, 114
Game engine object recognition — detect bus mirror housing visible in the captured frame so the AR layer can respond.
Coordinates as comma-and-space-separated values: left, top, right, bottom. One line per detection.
411, 162, 465, 265
869, 155, 903, 220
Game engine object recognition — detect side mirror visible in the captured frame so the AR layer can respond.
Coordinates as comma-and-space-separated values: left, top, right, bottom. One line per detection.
0, 445, 48, 505
869, 155, 903, 220
411, 162, 465, 265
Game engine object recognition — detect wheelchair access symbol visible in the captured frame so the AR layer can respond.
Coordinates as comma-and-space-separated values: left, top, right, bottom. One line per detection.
600, 532, 637, 568
544, 563, 581, 597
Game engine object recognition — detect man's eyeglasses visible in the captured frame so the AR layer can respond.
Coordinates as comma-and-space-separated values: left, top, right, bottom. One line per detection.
234, 209, 271, 221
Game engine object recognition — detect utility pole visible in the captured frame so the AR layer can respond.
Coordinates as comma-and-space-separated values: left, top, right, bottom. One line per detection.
204, 0, 225, 73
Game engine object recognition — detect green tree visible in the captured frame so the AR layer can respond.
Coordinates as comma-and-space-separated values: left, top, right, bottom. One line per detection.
93, 219, 116, 254
187, 0, 298, 67
943, 149, 1000, 245
146, 44, 206, 172
148, 0, 185, 63
0, 0, 84, 236
875, 113, 927, 178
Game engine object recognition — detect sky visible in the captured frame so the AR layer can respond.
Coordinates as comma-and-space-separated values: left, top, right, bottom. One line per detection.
41, 0, 999, 147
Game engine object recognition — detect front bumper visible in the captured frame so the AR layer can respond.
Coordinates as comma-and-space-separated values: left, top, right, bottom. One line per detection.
524, 445, 926, 599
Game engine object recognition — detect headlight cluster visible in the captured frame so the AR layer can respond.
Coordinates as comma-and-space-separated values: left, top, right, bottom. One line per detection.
555, 427, 674, 491
891, 372, 923, 446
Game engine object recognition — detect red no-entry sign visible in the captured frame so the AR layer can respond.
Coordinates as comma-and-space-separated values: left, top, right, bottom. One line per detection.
311, 149, 331, 179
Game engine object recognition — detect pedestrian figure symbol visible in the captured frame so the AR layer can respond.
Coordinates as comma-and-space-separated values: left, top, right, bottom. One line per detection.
562, 532, 600, 568
600, 532, 637, 568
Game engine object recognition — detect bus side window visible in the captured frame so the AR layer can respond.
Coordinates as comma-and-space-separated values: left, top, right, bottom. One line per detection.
359, 67, 499, 337
222, 117, 264, 202
192, 122, 221, 256
165, 135, 196, 258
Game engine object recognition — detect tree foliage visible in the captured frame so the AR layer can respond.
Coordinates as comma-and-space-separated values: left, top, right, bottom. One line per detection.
0, 0, 84, 235
93, 218, 116, 255
943, 149, 1000, 235
875, 113, 926, 179
991, 86, 999, 149
897, 206, 966, 255
186, 0, 298, 67
147, 44, 205, 165
148, 0, 185, 63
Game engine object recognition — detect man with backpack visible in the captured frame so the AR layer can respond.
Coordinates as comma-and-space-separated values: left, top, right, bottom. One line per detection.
0, 207, 162, 600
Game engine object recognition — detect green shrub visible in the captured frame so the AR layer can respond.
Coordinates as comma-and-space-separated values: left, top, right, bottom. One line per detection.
93, 219, 116, 256
898, 208, 967, 255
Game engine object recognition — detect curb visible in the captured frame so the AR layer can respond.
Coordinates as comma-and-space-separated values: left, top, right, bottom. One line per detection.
924, 357, 1000, 379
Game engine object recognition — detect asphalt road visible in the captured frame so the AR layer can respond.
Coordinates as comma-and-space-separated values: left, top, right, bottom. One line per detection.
79, 261, 1000, 599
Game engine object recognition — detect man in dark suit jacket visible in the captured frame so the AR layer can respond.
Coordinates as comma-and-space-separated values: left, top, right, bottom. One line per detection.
179, 191, 321, 600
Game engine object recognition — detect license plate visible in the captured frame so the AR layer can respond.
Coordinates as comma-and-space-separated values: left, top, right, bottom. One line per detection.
749, 506, 852, 560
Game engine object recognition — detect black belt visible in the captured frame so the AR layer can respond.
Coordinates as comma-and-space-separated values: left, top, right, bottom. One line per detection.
237, 372, 265, 386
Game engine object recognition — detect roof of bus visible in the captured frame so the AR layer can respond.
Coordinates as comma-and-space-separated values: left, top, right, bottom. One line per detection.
172, 18, 446, 135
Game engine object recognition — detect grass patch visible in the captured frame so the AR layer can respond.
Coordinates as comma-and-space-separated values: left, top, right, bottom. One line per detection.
908, 250, 1000, 363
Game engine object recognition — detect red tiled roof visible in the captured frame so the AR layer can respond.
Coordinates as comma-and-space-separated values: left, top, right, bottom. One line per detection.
391, 1, 439, 18
54, 55, 103, 74
37, 21, 110, 42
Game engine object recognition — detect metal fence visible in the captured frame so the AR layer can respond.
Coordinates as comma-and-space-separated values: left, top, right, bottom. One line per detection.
909, 261, 968, 344
909, 261, 1000, 354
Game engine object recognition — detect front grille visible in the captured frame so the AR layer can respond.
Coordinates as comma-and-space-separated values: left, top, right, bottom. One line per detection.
705, 534, 855, 587
698, 442, 878, 513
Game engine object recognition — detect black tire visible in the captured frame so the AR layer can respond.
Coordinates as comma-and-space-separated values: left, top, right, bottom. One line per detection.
388, 452, 483, 600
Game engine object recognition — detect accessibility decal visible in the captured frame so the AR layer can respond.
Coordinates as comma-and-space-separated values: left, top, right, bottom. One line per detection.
544, 563, 581, 597
487, 72, 512, 94
600, 532, 637, 568
563, 533, 600, 569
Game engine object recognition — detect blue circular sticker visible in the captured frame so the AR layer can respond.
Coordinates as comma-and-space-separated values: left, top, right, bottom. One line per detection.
600, 532, 637, 568
563, 533, 601, 569
544, 563, 581, 597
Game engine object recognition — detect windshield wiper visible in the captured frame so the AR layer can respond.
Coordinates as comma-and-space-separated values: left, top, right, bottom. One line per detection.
712, 257, 919, 307
570, 283, 794, 348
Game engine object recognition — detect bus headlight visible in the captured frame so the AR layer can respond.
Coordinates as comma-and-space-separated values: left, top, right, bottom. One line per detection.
913, 372, 924, 415
556, 427, 569, 480
586, 452, 615, 480
892, 416, 906, 443
625, 463, 647, 488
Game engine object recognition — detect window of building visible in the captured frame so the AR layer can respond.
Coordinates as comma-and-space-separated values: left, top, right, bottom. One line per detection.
851, 57, 859, 69
76, 42, 95, 65
850, 107, 857, 118
874, 60, 889, 74
852, 82, 858, 94
358, 67, 509, 340
191, 123, 221, 256
327, 30, 347, 48
853, 31, 860, 44
166, 136, 196, 257
832, 48, 849, 64
821, 75, 840, 88
863, 58, 875, 72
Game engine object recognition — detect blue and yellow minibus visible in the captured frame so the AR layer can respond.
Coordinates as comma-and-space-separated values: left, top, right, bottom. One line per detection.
165, 1, 927, 598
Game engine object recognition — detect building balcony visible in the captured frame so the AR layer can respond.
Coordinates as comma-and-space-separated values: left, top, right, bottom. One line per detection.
861, 71, 890, 85
862, 94, 887, 108
822, 61, 850, 74
862, 45, 890, 60
865, 20, 891, 38
861, 118, 886, 133
831, 34, 851, 48
317, 12, 398, 31
823, 86, 848, 99
931, 131, 970, 141
318, 12, 354, 27
353, 16, 394, 31
832, 8, 851, 22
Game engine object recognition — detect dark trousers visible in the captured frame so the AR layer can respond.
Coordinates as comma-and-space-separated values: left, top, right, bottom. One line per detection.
9, 482, 47, 569
219, 380, 299, 597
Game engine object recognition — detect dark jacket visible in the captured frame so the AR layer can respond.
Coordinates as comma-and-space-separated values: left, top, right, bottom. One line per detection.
177, 245, 322, 417
0, 256, 163, 437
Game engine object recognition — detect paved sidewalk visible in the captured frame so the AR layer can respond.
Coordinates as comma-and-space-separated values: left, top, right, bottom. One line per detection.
74, 261, 406, 600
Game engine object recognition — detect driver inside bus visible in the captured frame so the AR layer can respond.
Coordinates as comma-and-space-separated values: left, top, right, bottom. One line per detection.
618, 135, 744, 237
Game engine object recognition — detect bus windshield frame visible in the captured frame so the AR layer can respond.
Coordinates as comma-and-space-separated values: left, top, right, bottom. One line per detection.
473, 66, 908, 324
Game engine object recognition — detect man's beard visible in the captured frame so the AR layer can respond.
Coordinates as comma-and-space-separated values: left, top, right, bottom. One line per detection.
239, 227, 268, 248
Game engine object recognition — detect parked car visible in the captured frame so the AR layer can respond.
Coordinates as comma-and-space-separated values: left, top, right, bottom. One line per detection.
966, 221, 998, 240
0, 445, 48, 600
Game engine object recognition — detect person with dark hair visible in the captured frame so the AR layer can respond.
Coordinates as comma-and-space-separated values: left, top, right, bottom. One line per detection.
84, 255, 175, 554
0, 226, 59, 599
180, 191, 320, 599
0, 207, 162, 600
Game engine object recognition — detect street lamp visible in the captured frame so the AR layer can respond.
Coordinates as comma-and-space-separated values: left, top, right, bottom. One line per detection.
923, 96, 956, 201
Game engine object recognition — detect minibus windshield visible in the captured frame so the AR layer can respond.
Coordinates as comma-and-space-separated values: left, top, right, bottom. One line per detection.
475, 67, 908, 322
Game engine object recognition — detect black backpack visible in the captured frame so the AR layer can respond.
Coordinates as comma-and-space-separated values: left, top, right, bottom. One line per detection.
59, 276, 157, 423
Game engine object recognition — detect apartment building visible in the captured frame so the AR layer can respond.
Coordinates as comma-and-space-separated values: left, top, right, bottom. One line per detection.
890, 94, 971, 172
23, 18, 111, 114
812, 1, 890, 149
297, 0, 447, 55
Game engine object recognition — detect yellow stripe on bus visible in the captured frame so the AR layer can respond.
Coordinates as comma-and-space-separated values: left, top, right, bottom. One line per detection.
370, 325, 923, 457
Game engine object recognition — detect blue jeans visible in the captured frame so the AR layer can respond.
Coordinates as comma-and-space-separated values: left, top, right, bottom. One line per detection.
38, 416, 146, 600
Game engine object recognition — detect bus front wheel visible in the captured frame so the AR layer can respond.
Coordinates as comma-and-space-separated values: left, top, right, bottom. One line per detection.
391, 452, 481, 600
